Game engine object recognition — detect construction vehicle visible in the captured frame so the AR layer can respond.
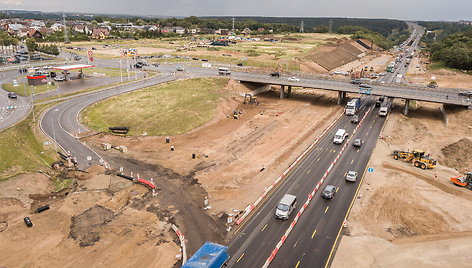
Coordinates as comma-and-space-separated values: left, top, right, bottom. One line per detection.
450, 172, 472, 189
392, 149, 437, 169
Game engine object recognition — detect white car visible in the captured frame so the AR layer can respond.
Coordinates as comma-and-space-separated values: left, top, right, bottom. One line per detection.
288, 77, 300, 82
345, 171, 358, 182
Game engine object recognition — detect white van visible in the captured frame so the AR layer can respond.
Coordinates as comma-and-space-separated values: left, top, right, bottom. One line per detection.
218, 67, 231, 75
333, 129, 348, 144
275, 194, 296, 220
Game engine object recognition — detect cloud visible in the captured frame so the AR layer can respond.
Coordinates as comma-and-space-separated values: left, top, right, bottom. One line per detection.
0, 0, 23, 5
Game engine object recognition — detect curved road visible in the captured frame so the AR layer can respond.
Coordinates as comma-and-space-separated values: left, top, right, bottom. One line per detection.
40, 73, 180, 170
0, 70, 31, 131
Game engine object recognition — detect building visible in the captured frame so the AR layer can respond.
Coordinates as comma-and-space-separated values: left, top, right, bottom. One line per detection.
6, 23, 24, 36
241, 28, 252, 36
73, 24, 92, 35
27, 28, 43, 38
50, 23, 65, 32
91, 28, 110, 39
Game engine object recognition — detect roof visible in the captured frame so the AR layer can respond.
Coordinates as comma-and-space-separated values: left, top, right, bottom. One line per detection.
52, 64, 95, 71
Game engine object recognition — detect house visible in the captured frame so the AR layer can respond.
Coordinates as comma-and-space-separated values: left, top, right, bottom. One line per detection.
39, 28, 53, 37
50, 23, 64, 32
257, 27, 265, 32
91, 28, 110, 39
17, 28, 29, 38
241, 28, 252, 36
73, 24, 92, 35
30, 20, 46, 29
217, 29, 229, 35
6, 23, 24, 36
27, 28, 43, 38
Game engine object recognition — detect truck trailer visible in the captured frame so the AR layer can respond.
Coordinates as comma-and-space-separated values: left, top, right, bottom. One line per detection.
182, 242, 230, 268
345, 98, 361, 115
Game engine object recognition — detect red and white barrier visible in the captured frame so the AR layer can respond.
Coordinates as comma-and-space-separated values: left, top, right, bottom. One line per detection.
236, 112, 345, 225
172, 224, 187, 264
261, 108, 372, 268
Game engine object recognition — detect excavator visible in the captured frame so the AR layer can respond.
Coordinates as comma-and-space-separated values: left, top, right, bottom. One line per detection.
450, 172, 472, 190
392, 149, 437, 169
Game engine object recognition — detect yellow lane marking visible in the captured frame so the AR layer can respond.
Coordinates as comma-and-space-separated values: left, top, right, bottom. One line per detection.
344, 172, 347, 177
351, 159, 354, 164
369, 125, 373, 129
357, 149, 360, 153
307, 170, 311, 174
261, 224, 268, 232
317, 158, 321, 161
237, 253, 245, 263
311, 229, 317, 239
365, 132, 369, 136
373, 119, 376, 123
336, 187, 339, 193
325, 206, 329, 213
295, 260, 301, 268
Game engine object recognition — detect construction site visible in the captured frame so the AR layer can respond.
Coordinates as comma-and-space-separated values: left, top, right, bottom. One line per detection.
1, 32, 471, 267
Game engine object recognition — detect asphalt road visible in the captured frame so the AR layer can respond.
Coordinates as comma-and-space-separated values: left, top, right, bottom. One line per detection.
227, 97, 384, 268
0, 70, 31, 131
40, 73, 180, 170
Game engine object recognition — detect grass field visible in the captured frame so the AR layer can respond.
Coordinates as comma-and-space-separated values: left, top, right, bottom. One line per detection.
2, 82, 57, 96
0, 106, 57, 181
82, 77, 229, 136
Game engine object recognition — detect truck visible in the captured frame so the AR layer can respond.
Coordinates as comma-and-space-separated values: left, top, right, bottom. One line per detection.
182, 242, 230, 268
218, 67, 231, 76
379, 98, 391, 117
386, 62, 395, 73
345, 98, 361, 115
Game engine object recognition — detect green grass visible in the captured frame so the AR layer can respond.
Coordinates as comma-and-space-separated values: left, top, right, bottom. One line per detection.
0, 106, 58, 181
2, 82, 57, 96
82, 77, 229, 136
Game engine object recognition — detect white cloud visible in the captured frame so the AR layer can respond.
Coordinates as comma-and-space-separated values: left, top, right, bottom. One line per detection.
1, 0, 23, 5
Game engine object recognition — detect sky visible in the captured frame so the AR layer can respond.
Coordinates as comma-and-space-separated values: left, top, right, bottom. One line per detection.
1, 0, 472, 21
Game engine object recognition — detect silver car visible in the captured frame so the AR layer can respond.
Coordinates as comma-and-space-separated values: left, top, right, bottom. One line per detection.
322, 185, 337, 199
345, 171, 358, 182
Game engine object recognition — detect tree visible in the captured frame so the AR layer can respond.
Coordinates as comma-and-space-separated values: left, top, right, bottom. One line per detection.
313, 26, 328, 33
26, 38, 37, 52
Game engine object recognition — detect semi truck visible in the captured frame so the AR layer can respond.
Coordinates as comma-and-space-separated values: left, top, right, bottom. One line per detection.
182, 242, 229, 268
345, 98, 361, 115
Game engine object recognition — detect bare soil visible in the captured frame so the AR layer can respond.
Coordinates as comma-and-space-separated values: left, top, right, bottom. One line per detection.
0, 171, 179, 267
332, 102, 472, 267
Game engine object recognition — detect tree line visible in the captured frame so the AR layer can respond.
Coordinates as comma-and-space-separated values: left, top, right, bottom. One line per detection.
429, 30, 472, 70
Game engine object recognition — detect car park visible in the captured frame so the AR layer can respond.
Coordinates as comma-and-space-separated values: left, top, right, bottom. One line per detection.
8, 92, 17, 99
345, 171, 358, 182
288, 77, 300, 82
353, 138, 363, 147
322, 185, 337, 199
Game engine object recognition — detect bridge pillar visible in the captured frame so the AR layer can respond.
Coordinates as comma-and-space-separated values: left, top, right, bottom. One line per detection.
403, 99, 410, 116
280, 85, 285, 99
337, 91, 345, 105
287, 86, 292, 98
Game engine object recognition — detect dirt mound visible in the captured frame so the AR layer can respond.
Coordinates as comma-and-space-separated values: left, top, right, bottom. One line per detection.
69, 205, 115, 247
362, 183, 449, 240
440, 138, 472, 172
310, 42, 364, 71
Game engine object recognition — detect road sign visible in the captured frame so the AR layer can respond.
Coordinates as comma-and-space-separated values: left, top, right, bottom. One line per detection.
368, 167, 374, 173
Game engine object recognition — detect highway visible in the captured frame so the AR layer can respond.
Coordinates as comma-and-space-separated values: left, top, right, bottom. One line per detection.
228, 97, 384, 267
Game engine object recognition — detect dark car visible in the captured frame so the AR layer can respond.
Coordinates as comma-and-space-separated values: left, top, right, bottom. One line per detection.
351, 115, 359, 124
353, 138, 363, 147
192, 57, 199, 60
74, 55, 81, 61
201, 59, 209, 62
350, 79, 362, 84
322, 185, 337, 199
8, 92, 17, 99
359, 84, 372, 89
24, 217, 33, 227
134, 63, 143, 69
237, 63, 243, 66
458, 90, 472, 97
270, 72, 280, 77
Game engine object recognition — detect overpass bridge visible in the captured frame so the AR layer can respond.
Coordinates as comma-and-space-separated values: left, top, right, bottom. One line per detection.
233, 72, 472, 115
